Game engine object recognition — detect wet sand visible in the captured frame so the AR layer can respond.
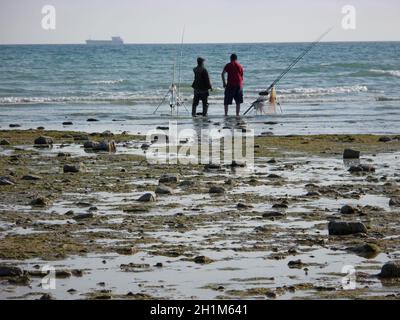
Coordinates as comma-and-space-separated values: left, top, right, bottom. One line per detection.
0, 129, 400, 300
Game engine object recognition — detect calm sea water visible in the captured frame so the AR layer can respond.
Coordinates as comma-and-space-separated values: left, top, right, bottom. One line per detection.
0, 42, 399, 135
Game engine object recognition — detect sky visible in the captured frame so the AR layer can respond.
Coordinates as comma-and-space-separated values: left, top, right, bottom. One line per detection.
0, 0, 399, 44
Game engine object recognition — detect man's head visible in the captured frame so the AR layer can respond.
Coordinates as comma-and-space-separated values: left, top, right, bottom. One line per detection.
230, 53, 238, 62
197, 57, 205, 66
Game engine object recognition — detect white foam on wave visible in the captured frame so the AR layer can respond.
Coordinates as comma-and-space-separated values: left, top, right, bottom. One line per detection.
369, 69, 400, 77
90, 79, 128, 85
278, 85, 368, 95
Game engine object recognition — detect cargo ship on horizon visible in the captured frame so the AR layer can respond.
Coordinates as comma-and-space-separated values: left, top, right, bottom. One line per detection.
85, 36, 124, 45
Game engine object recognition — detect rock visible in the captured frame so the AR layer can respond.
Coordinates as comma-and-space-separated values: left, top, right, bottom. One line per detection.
84, 140, 116, 152
237, 203, 253, 210
155, 185, 174, 195
141, 143, 151, 150
379, 136, 392, 143
0, 177, 14, 186
159, 174, 179, 184
348, 164, 376, 173
288, 260, 305, 269
73, 213, 94, 221
179, 180, 194, 187
379, 261, 400, 279
63, 121, 73, 126
87, 118, 99, 122
9, 124, 21, 128
57, 152, 71, 157
194, 256, 213, 264
0, 265, 23, 277
37, 126, 45, 130
137, 192, 156, 202
39, 293, 53, 300
30, 197, 50, 207
343, 149, 360, 159
63, 163, 84, 173
267, 158, 277, 164
389, 198, 400, 207
22, 175, 42, 181
230, 160, 246, 168
348, 243, 381, 259
328, 221, 368, 235
34, 136, 53, 145
0, 139, 10, 145
263, 211, 286, 219
272, 203, 288, 209
340, 205, 357, 215
209, 186, 226, 194
267, 174, 282, 179
204, 163, 222, 171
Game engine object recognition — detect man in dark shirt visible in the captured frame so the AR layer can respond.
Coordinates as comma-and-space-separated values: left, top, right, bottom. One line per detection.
192, 57, 212, 117
221, 53, 244, 117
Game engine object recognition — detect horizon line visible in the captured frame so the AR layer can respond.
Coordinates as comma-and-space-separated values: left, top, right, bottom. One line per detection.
1, 40, 400, 46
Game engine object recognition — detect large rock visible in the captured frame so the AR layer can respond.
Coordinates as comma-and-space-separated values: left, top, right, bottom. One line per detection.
159, 174, 179, 184
84, 140, 116, 152
343, 149, 360, 159
63, 163, 84, 173
347, 243, 381, 259
328, 221, 368, 235
34, 136, 53, 145
389, 198, 400, 207
0, 265, 23, 277
348, 164, 376, 173
30, 196, 50, 207
209, 186, 226, 194
155, 185, 174, 195
379, 261, 400, 279
137, 193, 156, 202
340, 205, 357, 215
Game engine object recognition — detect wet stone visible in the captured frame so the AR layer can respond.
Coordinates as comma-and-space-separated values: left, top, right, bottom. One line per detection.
340, 205, 357, 215
343, 149, 360, 159
389, 198, 400, 207
137, 192, 156, 202
348, 164, 376, 173
379, 136, 392, 143
63, 163, 84, 173
22, 175, 42, 181
73, 213, 94, 221
34, 136, 54, 145
155, 185, 174, 195
328, 221, 368, 235
0, 265, 23, 277
379, 261, 400, 279
30, 196, 50, 207
159, 174, 179, 184
194, 256, 214, 264
209, 186, 226, 194
0, 139, 10, 145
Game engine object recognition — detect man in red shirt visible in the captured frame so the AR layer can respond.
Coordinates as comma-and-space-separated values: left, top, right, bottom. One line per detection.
221, 53, 244, 117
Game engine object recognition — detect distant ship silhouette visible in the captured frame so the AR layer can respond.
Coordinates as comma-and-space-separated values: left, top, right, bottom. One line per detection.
86, 37, 124, 45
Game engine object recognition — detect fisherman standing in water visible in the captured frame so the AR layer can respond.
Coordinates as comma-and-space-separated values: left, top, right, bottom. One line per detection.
222, 53, 244, 117
192, 57, 212, 117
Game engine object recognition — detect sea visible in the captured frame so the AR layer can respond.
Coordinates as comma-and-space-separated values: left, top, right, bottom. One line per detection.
0, 42, 399, 136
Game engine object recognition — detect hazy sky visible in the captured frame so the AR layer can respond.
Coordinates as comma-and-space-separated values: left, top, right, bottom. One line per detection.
0, 0, 399, 44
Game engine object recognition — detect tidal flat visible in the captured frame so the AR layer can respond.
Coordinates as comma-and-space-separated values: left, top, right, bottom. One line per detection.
0, 129, 400, 300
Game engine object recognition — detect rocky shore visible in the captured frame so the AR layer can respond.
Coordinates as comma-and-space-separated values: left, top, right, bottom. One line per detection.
0, 129, 400, 300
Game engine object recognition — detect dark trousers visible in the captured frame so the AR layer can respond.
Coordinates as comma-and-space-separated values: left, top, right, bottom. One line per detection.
192, 91, 209, 116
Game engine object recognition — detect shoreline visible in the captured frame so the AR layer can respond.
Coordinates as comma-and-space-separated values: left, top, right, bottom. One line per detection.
1, 129, 400, 299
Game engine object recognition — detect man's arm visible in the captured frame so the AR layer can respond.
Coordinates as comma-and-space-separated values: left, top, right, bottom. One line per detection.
221, 70, 227, 88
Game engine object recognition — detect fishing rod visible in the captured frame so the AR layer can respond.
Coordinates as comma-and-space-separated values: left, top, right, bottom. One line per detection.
243, 28, 332, 116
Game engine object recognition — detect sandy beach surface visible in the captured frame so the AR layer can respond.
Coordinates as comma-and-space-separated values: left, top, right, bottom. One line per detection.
1, 127, 400, 300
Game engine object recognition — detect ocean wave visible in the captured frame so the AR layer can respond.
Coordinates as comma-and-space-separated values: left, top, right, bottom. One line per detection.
369, 69, 400, 77
90, 79, 128, 85
350, 69, 400, 78
278, 85, 368, 95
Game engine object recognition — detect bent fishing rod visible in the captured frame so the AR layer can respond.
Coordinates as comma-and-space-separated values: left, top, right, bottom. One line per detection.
243, 28, 332, 116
